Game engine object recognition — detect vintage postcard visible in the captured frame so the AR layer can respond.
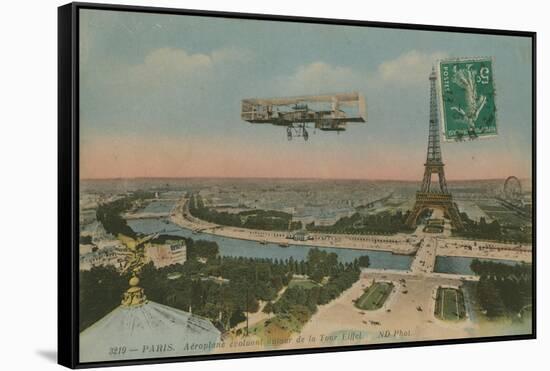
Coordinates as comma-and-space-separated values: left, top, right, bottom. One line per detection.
73, 6, 534, 365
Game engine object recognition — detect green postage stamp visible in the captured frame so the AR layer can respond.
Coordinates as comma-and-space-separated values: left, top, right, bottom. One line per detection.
438, 57, 497, 141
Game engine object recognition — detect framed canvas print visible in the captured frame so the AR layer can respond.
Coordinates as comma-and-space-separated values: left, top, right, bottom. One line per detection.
58, 2, 536, 368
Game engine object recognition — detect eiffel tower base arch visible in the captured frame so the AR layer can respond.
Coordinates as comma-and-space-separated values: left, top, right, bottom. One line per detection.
406, 192, 464, 230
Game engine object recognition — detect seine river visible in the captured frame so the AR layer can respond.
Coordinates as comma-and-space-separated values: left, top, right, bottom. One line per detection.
128, 218, 414, 270
127, 199, 522, 275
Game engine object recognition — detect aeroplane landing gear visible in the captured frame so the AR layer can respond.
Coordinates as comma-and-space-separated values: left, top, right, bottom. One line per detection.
287, 125, 308, 141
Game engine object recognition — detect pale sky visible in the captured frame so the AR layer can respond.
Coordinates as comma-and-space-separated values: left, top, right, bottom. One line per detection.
79, 9, 533, 181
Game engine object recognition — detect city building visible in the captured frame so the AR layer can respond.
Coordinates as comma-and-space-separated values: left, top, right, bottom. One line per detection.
145, 240, 187, 268
79, 246, 125, 271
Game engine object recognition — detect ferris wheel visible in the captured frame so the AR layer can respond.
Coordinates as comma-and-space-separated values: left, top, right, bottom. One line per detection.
503, 176, 522, 200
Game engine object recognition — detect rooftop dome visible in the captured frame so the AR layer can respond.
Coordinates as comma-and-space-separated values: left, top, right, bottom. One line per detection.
79, 300, 221, 362
80, 234, 222, 363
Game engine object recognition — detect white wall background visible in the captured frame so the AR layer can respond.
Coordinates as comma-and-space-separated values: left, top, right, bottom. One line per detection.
0, 0, 546, 369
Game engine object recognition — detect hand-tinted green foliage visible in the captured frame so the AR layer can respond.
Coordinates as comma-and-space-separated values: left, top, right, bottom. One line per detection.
80, 238, 310, 332
433, 287, 466, 320
306, 211, 413, 235
79, 236, 369, 334
96, 191, 155, 238
470, 259, 532, 318
79, 235, 93, 244
316, 265, 362, 305
149, 234, 186, 244
79, 266, 129, 332
357, 255, 370, 268
457, 213, 530, 243
262, 301, 274, 314
307, 248, 338, 283
189, 194, 302, 231
186, 239, 220, 261
137, 253, 299, 330
457, 215, 502, 240
269, 248, 365, 329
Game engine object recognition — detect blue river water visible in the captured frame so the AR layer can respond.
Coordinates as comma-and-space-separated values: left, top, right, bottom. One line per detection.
434, 255, 520, 275
140, 200, 176, 213
127, 218, 414, 270
127, 199, 526, 276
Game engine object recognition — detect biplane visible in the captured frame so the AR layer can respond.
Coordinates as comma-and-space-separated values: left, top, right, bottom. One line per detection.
241, 92, 367, 140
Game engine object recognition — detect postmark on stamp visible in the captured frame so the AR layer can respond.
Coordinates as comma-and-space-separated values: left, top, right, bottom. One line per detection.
438, 57, 497, 141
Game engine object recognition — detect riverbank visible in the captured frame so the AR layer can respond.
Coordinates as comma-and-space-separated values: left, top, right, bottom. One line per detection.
169, 197, 532, 264
436, 238, 532, 263
169, 197, 420, 255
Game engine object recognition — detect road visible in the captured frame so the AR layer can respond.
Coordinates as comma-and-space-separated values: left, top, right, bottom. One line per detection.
168, 195, 531, 264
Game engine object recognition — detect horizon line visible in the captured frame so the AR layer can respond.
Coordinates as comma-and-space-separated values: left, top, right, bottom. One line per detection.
79, 175, 532, 182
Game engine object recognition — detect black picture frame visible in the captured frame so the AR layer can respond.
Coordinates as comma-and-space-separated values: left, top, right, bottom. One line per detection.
58, 2, 537, 368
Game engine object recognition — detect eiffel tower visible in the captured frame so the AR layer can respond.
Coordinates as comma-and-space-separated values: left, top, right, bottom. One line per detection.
405, 68, 464, 230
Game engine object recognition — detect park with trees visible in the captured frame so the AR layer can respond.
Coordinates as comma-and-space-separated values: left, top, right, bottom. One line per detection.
80, 237, 370, 337
456, 212, 531, 243
95, 191, 155, 238
470, 259, 532, 319
189, 194, 302, 231
306, 210, 413, 235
